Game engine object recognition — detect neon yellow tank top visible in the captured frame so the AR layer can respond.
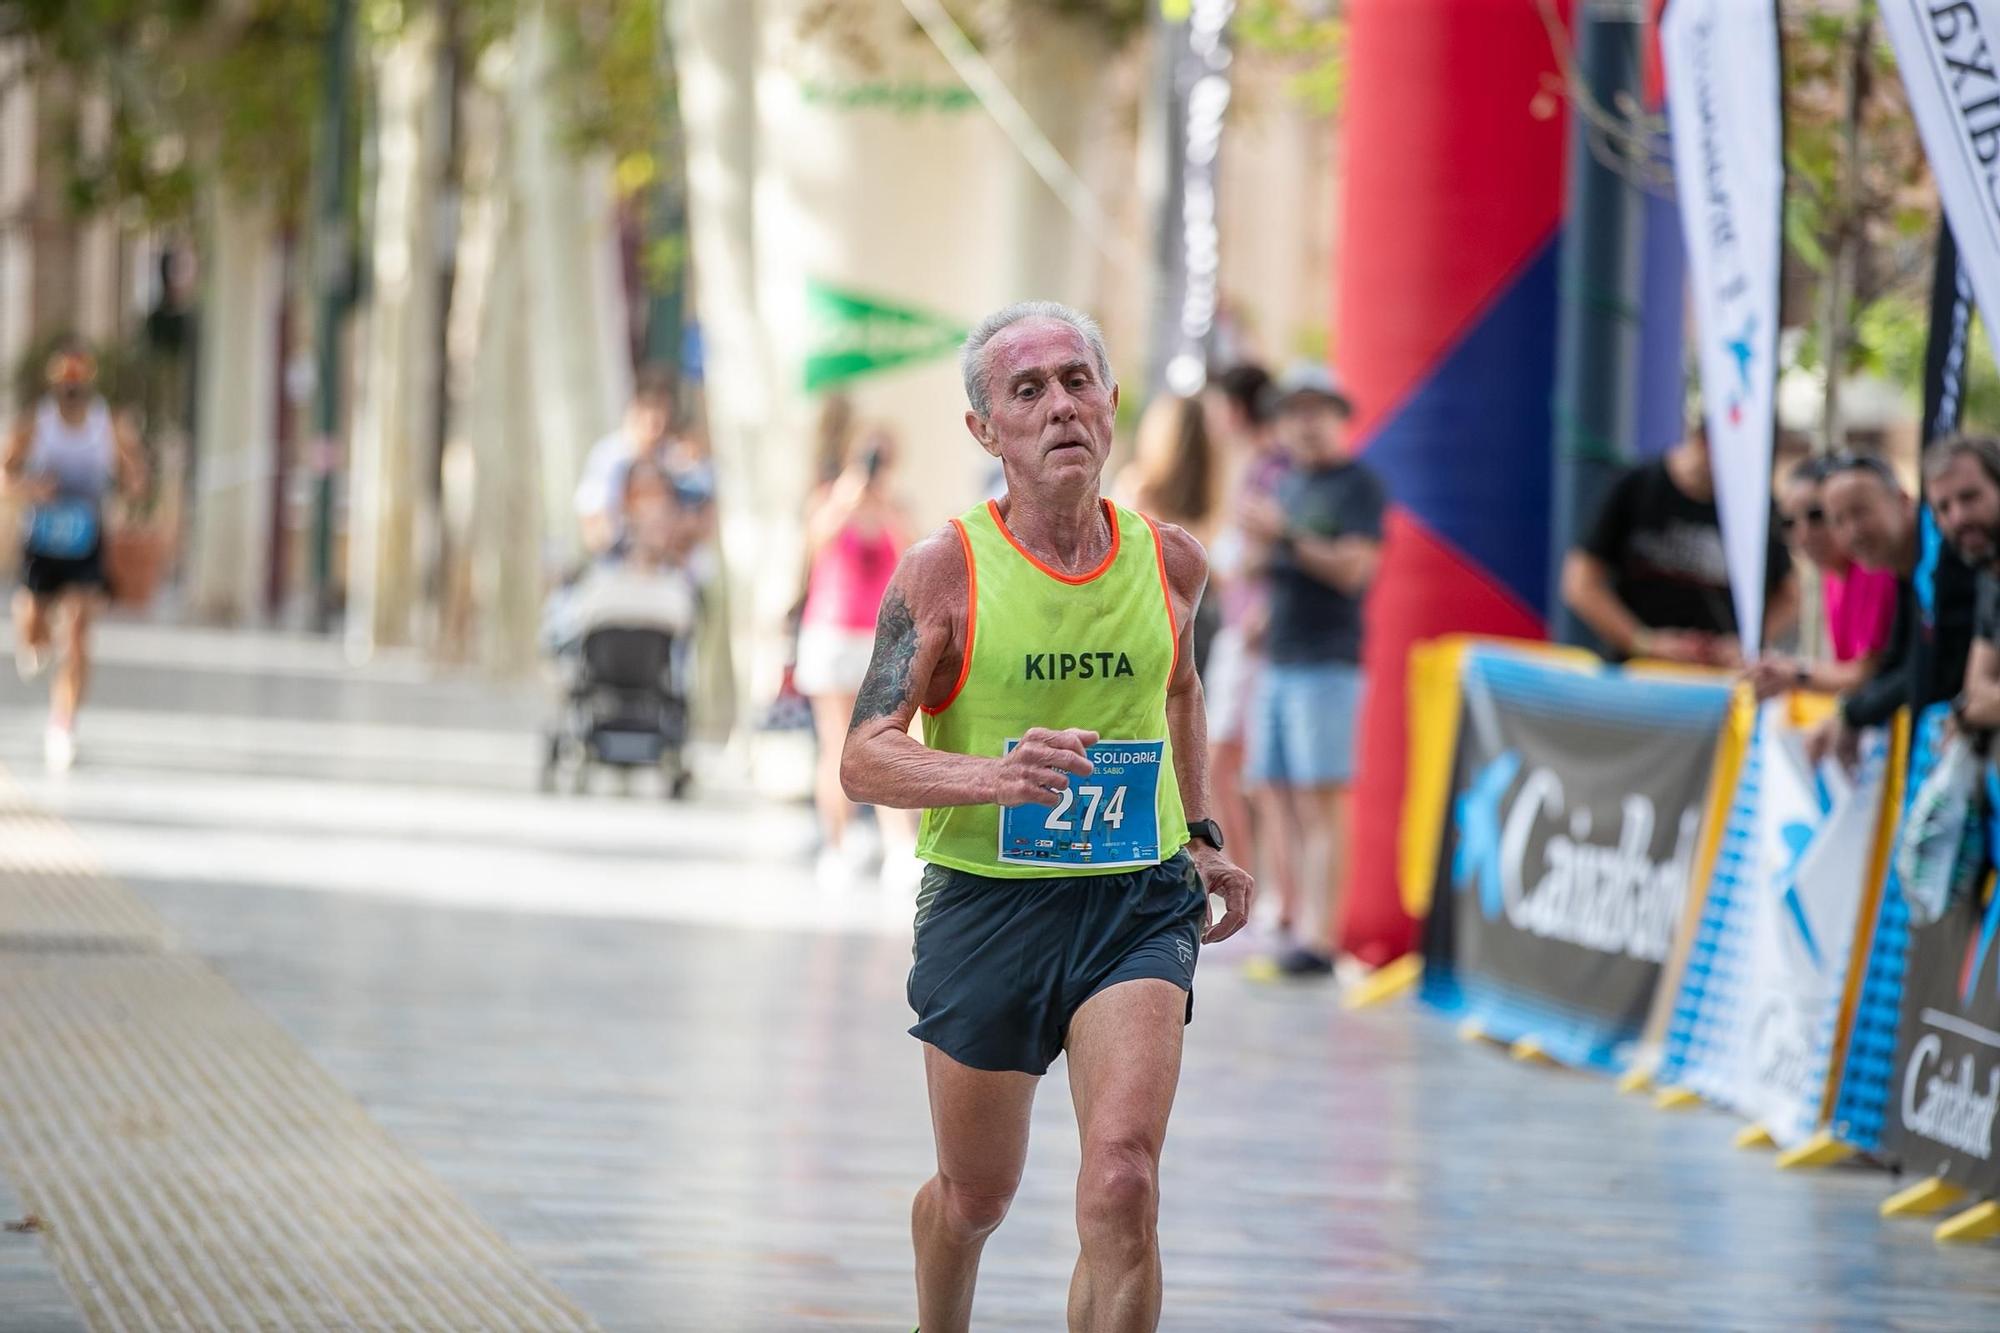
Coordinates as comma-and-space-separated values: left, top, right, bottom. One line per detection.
918, 498, 1187, 878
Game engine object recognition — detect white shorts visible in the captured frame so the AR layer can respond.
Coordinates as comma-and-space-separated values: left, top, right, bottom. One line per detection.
794, 625, 876, 698
1202, 625, 1261, 744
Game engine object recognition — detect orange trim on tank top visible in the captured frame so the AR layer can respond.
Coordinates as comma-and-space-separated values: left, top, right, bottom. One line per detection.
984, 497, 1120, 585
923, 518, 977, 716
1141, 513, 1179, 681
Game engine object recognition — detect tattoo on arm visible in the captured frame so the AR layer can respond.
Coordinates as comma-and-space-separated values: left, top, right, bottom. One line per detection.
850, 589, 920, 731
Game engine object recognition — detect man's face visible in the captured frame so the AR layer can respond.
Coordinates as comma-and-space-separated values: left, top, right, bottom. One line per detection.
1823, 470, 1910, 571
965, 320, 1118, 486
1279, 398, 1348, 465
1777, 477, 1839, 568
628, 396, 672, 452
1929, 451, 2000, 567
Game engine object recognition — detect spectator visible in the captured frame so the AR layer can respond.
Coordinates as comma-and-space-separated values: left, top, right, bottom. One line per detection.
1113, 393, 1221, 673
1200, 363, 1278, 925
543, 459, 700, 660
1804, 454, 1976, 768
1746, 456, 1897, 699
798, 424, 915, 890
1561, 421, 1795, 665
1922, 437, 2000, 734
574, 369, 678, 556
1239, 362, 1384, 979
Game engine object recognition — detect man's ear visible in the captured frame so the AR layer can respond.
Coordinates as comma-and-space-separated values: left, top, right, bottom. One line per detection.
965, 410, 998, 458
1109, 381, 1120, 416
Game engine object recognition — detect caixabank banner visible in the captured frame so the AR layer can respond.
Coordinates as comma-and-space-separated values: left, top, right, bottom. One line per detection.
1420, 646, 1736, 1071
1883, 766, 2000, 1188
1655, 702, 1894, 1147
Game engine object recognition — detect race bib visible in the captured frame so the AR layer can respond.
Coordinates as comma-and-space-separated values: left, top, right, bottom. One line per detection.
24, 500, 98, 560
999, 739, 1164, 869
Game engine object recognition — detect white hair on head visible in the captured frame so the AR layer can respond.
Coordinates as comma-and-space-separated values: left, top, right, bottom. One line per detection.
960, 301, 1114, 418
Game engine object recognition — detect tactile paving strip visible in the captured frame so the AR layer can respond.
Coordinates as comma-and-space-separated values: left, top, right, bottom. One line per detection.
0, 777, 597, 1331
0, 777, 167, 952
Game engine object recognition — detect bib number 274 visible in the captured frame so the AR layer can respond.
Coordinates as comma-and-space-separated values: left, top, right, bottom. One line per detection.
999, 738, 1164, 869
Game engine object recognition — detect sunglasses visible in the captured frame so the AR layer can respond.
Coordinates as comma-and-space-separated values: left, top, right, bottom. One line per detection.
1779, 508, 1826, 533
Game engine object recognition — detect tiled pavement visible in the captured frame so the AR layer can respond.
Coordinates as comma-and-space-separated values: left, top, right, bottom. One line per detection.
3, 623, 2000, 1330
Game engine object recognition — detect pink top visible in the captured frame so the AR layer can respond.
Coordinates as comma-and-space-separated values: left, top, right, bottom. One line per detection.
1823, 565, 1897, 663
802, 521, 901, 632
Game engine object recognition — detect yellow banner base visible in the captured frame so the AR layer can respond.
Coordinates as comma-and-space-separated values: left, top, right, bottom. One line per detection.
1934, 1201, 2000, 1243
1341, 954, 1422, 1011
1509, 1037, 1557, 1066
1733, 1124, 1776, 1151
1775, 1130, 1854, 1170
1881, 1177, 1967, 1218
1458, 1020, 1505, 1047
1616, 1065, 1656, 1096
1653, 1086, 1702, 1111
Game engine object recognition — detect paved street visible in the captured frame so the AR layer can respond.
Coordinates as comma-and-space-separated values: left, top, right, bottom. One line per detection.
3, 622, 2000, 1330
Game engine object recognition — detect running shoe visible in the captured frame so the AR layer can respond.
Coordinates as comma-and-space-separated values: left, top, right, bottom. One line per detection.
1271, 945, 1335, 978
44, 725, 74, 774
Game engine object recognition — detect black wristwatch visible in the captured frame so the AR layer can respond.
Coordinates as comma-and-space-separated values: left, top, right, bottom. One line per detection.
1188, 819, 1225, 851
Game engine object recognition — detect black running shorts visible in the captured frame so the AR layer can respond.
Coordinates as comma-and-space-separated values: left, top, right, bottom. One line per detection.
907, 852, 1206, 1075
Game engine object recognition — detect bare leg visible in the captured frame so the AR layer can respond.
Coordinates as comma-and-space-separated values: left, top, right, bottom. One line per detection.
12, 588, 50, 660
913, 1044, 1038, 1333
1064, 979, 1186, 1333
1252, 784, 1301, 936
1295, 783, 1350, 958
51, 592, 94, 729
809, 692, 856, 849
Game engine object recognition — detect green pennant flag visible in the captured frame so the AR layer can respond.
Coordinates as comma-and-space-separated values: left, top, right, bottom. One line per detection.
804, 281, 968, 392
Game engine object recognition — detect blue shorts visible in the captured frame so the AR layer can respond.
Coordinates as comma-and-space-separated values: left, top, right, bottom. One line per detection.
1245, 660, 1363, 787
907, 854, 1205, 1075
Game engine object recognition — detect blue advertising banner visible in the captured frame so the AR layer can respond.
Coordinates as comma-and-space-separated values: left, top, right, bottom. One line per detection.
1832, 704, 1951, 1151
1420, 646, 1736, 1072
1656, 704, 1893, 1147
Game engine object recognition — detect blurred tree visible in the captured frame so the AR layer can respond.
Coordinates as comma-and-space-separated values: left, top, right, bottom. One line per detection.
1234, 0, 1345, 115
1781, 1, 1939, 447
0, 0, 324, 219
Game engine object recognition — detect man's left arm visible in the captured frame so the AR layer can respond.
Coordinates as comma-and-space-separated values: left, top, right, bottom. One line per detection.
113, 411, 148, 504
1286, 532, 1380, 596
1286, 468, 1385, 596
1158, 524, 1255, 943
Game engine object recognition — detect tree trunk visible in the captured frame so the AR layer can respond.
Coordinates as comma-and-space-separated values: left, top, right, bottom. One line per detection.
998, 11, 1107, 307
346, 11, 447, 656
1817, 11, 1872, 456
187, 189, 280, 623
673, 0, 774, 730
446, 35, 542, 676
509, 5, 629, 573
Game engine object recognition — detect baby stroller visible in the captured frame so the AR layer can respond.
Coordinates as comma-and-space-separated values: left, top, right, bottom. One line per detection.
541, 563, 697, 798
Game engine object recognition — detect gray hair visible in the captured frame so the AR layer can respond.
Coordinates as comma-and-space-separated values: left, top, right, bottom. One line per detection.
960, 300, 1115, 418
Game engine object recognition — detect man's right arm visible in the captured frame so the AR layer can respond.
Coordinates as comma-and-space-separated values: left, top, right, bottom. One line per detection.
1560, 550, 1645, 656
839, 530, 1091, 812
0, 416, 36, 498
1839, 583, 1914, 730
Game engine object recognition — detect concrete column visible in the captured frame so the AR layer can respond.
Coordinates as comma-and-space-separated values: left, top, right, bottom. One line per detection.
187, 190, 280, 623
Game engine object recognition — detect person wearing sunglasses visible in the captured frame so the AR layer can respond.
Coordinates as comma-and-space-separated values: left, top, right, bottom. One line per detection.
1745, 456, 1897, 699
1804, 452, 1977, 771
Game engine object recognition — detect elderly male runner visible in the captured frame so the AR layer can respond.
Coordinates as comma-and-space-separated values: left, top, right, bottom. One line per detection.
841, 301, 1255, 1333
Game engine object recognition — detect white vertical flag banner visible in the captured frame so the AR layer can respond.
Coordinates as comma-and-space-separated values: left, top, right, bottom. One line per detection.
1662, 0, 1785, 656
1882, 3, 2000, 381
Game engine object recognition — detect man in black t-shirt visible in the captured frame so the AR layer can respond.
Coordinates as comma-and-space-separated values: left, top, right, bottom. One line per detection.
1238, 362, 1386, 979
1561, 423, 1794, 664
